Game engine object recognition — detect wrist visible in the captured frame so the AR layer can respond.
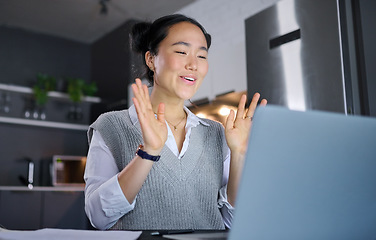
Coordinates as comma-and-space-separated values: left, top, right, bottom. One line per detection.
142, 144, 163, 156
230, 150, 246, 164
229, 146, 247, 156
136, 145, 161, 162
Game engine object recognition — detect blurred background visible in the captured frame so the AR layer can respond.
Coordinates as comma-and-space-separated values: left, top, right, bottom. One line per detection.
0, 0, 374, 230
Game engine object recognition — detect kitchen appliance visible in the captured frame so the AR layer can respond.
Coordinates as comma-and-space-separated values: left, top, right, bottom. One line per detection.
18, 158, 34, 189
52, 155, 86, 186
245, 0, 375, 117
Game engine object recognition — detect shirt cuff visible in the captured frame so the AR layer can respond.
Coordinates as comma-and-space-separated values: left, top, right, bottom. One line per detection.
99, 174, 136, 218
218, 185, 235, 229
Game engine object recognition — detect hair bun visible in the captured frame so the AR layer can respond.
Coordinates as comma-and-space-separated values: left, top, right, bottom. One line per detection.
131, 22, 152, 54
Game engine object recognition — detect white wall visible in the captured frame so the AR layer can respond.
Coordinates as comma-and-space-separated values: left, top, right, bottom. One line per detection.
178, 0, 279, 102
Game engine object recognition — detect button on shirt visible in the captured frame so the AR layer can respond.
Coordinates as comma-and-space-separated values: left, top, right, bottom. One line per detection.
84, 105, 234, 230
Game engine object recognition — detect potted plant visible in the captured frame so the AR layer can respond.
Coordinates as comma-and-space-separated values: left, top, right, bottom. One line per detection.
66, 77, 97, 121
31, 73, 56, 120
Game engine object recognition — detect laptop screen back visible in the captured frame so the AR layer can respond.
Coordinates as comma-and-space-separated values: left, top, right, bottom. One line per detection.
229, 106, 376, 240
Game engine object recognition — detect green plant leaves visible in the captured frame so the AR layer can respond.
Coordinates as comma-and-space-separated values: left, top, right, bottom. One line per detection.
32, 73, 56, 106
32, 74, 98, 105
67, 78, 98, 103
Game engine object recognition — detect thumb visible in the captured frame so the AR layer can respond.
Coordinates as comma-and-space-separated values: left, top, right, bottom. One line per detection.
156, 102, 165, 122
225, 109, 235, 130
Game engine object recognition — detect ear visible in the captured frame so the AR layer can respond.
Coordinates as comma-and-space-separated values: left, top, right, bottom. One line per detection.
145, 51, 155, 71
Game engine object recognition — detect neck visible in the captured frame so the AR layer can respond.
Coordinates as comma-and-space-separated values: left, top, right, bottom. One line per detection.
150, 89, 186, 121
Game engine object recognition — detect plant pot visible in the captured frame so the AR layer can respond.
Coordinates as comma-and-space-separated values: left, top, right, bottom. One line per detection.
67, 103, 83, 121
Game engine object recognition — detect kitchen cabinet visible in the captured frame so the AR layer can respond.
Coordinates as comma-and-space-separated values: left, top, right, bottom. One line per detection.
0, 190, 42, 230
0, 187, 89, 230
42, 191, 87, 229
0, 83, 96, 186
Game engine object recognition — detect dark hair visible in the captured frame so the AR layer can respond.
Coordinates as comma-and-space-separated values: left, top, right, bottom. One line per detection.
131, 14, 211, 85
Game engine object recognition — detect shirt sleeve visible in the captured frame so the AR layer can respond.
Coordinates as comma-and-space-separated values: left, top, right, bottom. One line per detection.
84, 130, 136, 230
218, 146, 235, 229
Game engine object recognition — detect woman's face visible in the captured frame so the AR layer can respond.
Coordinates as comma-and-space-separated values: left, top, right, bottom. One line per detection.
147, 21, 209, 101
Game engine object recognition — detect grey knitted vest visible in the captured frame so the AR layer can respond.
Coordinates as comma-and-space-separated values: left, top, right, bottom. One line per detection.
88, 109, 227, 230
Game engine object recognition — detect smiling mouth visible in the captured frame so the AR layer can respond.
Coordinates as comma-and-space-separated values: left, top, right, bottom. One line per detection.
182, 76, 195, 81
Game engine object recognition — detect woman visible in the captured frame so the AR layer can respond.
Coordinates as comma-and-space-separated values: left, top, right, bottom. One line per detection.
84, 14, 267, 230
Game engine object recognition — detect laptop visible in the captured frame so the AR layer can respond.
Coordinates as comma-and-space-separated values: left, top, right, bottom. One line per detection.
229, 105, 376, 240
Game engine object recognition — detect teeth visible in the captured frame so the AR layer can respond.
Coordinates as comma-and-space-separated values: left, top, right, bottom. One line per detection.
184, 77, 195, 81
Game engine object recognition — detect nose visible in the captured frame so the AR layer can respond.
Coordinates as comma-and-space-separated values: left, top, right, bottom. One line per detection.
186, 55, 198, 71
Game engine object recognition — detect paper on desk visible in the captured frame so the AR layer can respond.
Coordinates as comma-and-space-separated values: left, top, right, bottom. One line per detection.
0, 228, 141, 240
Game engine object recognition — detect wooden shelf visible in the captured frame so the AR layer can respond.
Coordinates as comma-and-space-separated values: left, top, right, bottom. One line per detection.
0, 83, 101, 103
0, 116, 89, 131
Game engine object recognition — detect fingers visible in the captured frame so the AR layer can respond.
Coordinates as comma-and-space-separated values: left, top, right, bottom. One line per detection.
233, 93, 263, 122
132, 78, 165, 125
132, 78, 148, 101
131, 79, 144, 111
246, 92, 261, 118
235, 94, 247, 120
245, 93, 268, 121
235, 93, 267, 120
142, 83, 153, 111
132, 78, 152, 115
132, 78, 143, 99
132, 96, 141, 115
260, 98, 268, 106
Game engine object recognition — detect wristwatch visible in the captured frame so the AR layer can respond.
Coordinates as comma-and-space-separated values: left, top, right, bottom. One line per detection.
136, 145, 161, 162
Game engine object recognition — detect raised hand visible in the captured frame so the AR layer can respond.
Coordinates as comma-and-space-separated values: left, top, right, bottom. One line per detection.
131, 78, 168, 155
225, 92, 267, 155
225, 92, 267, 206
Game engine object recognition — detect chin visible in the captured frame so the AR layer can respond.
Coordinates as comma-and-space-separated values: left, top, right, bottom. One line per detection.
179, 92, 196, 101
175, 88, 196, 100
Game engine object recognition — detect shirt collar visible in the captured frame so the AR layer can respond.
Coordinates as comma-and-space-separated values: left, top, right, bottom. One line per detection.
184, 105, 210, 128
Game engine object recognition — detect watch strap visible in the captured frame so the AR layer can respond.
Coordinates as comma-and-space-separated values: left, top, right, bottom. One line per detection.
136, 145, 161, 162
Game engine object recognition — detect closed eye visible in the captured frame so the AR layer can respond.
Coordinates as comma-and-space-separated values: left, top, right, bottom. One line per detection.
198, 55, 207, 59
175, 51, 186, 55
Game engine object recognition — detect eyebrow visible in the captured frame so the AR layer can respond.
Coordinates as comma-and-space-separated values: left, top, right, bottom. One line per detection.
172, 41, 208, 52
